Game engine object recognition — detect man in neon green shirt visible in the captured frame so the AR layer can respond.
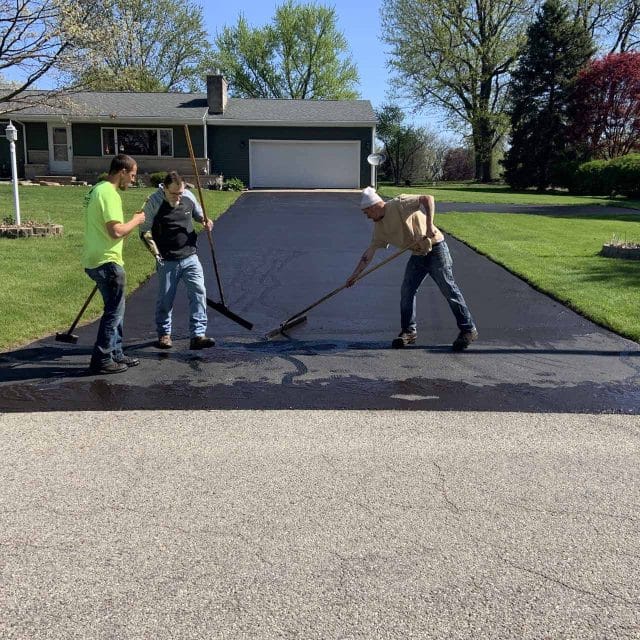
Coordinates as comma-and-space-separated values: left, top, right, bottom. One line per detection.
83, 154, 145, 374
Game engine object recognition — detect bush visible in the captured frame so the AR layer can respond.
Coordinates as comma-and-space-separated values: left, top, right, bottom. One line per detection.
223, 177, 245, 191
572, 159, 613, 195
96, 172, 108, 183
608, 154, 640, 198
149, 172, 166, 188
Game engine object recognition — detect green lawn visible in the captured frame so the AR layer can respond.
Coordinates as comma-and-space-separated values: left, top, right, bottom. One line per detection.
435, 210, 640, 342
0, 184, 241, 351
379, 182, 640, 208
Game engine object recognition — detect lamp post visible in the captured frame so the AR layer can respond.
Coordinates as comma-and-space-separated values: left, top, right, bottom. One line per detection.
5, 121, 21, 226
367, 152, 387, 190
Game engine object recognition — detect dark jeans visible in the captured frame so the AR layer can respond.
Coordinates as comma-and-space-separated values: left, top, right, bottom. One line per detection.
400, 241, 475, 334
85, 262, 126, 366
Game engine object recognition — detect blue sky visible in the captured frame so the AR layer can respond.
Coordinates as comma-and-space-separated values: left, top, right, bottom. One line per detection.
202, 0, 389, 108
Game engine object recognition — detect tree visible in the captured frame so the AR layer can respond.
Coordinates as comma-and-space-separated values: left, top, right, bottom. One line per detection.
442, 147, 475, 181
381, 0, 532, 182
568, 0, 640, 53
568, 52, 640, 158
71, 0, 211, 92
376, 105, 423, 185
0, 0, 100, 113
503, 0, 595, 190
210, 1, 359, 99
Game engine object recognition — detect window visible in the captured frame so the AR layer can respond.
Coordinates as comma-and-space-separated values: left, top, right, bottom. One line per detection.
101, 127, 173, 157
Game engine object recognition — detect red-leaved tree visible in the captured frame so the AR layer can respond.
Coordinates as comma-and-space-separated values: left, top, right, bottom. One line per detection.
568, 52, 640, 159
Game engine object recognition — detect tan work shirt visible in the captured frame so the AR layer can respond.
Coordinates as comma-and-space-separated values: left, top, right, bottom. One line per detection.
368, 194, 440, 255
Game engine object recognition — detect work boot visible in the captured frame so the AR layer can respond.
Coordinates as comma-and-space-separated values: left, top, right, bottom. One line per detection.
452, 328, 478, 352
189, 336, 216, 350
89, 360, 128, 375
156, 335, 172, 349
114, 354, 140, 367
391, 330, 417, 349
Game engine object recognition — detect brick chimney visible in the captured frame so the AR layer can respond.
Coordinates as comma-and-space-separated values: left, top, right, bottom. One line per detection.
207, 72, 228, 115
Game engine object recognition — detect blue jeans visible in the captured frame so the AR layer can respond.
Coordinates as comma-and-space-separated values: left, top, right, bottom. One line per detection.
156, 253, 208, 338
85, 262, 126, 366
400, 241, 476, 334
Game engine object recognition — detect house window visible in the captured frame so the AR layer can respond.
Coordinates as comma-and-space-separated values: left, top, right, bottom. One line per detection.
101, 127, 174, 157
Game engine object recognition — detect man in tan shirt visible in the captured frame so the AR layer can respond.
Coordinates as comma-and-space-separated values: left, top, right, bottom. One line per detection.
347, 187, 478, 350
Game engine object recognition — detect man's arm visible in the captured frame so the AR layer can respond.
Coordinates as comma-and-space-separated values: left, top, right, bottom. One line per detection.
418, 195, 436, 237
106, 211, 145, 239
346, 245, 377, 287
184, 190, 213, 231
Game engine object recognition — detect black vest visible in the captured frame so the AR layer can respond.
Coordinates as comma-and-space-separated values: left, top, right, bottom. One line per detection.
151, 198, 198, 261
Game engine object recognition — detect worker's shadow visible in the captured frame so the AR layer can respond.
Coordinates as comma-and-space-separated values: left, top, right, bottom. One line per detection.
0, 345, 97, 383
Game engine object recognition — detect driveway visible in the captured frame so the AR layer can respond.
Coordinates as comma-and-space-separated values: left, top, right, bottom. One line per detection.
0, 192, 638, 413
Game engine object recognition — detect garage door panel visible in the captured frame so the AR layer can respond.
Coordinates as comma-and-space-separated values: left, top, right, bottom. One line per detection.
250, 140, 360, 188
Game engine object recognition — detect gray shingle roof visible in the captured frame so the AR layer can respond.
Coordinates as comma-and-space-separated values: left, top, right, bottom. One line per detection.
2, 91, 376, 125
208, 98, 376, 124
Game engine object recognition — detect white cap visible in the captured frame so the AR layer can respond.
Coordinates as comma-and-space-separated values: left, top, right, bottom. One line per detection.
360, 186, 383, 209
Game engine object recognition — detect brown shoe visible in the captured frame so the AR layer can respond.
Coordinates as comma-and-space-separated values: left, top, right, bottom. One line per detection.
391, 331, 417, 348
189, 336, 215, 350
156, 335, 172, 349
452, 328, 478, 352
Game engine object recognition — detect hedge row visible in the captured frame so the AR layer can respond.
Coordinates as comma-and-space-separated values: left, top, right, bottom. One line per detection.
551, 154, 640, 198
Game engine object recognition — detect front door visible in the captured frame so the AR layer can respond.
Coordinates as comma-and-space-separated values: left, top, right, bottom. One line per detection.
48, 123, 73, 174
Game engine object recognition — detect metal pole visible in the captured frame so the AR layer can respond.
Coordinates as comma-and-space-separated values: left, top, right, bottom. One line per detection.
6, 121, 20, 226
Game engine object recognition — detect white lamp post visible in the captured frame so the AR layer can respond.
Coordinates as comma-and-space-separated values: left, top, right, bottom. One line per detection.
5, 121, 21, 226
367, 152, 387, 190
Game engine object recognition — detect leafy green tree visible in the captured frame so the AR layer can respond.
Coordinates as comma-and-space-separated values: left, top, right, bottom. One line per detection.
503, 0, 595, 190
376, 104, 440, 185
210, 0, 359, 99
71, 0, 211, 92
381, 0, 531, 182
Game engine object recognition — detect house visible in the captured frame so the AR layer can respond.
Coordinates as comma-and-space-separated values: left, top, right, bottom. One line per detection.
0, 74, 377, 189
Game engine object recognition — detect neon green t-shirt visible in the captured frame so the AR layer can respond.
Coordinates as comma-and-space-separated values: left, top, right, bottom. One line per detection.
82, 181, 124, 268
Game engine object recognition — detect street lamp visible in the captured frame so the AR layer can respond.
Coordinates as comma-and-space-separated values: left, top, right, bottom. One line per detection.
367, 152, 386, 190
5, 121, 21, 226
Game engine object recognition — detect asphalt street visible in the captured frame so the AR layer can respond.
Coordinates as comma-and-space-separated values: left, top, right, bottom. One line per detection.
1, 192, 639, 639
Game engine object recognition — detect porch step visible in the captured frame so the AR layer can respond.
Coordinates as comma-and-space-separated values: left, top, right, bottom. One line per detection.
34, 175, 87, 186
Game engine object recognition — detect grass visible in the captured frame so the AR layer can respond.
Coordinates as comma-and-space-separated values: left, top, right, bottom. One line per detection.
434, 209, 640, 342
0, 184, 241, 352
379, 182, 640, 208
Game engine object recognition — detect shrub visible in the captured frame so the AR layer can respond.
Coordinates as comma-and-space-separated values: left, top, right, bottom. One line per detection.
549, 160, 582, 191
223, 177, 245, 191
96, 172, 108, 183
608, 153, 640, 198
572, 159, 613, 195
149, 171, 166, 187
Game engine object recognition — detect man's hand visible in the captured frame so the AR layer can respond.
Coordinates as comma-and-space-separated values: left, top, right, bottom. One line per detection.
346, 275, 358, 288
155, 254, 164, 268
132, 211, 146, 225
204, 219, 213, 232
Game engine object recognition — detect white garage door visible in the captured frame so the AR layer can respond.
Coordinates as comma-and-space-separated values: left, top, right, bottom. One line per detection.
249, 140, 361, 188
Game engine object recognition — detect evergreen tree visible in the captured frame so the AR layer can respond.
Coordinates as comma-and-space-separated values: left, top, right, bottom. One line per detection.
503, 0, 595, 190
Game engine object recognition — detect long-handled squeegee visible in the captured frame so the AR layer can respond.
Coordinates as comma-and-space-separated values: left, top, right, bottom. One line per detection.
265, 236, 431, 339
184, 125, 253, 330
55, 285, 99, 343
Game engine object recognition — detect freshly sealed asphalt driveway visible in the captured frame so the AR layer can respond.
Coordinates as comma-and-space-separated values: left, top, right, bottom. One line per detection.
1, 192, 639, 413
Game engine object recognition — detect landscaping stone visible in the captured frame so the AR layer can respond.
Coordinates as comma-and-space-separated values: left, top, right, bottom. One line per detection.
601, 243, 640, 259
0, 223, 64, 239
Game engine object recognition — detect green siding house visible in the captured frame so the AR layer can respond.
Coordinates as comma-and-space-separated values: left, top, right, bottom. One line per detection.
1, 75, 377, 189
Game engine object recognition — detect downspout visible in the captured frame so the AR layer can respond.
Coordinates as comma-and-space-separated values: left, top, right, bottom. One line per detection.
371, 125, 376, 187
202, 113, 209, 174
